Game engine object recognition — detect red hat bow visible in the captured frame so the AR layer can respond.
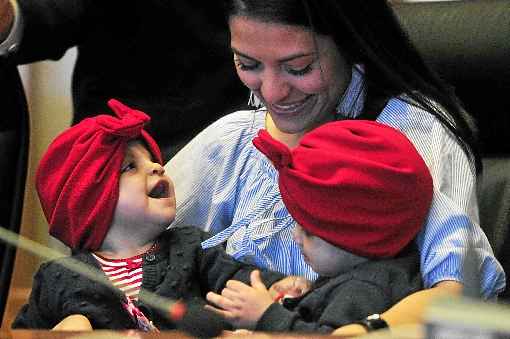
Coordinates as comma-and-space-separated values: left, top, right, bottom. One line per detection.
252, 129, 292, 169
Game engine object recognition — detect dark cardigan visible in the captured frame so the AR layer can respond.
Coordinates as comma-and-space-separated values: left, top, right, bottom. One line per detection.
12, 226, 284, 330
256, 251, 422, 334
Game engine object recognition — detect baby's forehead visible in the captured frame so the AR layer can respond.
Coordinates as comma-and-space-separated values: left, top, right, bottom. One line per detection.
125, 139, 154, 159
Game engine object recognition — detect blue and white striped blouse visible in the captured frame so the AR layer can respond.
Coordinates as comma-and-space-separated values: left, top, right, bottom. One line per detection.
165, 68, 505, 299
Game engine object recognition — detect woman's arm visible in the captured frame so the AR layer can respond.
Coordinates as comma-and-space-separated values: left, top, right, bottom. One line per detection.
332, 281, 462, 337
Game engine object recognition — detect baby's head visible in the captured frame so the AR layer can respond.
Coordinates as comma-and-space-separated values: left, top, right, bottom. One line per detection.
36, 99, 176, 251
253, 120, 433, 276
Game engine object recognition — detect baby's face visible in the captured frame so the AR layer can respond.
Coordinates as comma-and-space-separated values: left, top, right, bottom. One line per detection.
292, 224, 368, 276
113, 140, 176, 234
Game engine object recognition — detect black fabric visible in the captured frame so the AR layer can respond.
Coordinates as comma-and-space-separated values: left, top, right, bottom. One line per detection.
256, 252, 421, 334
393, 0, 510, 156
12, 0, 249, 160
0, 60, 29, 323
478, 158, 510, 301
12, 226, 284, 330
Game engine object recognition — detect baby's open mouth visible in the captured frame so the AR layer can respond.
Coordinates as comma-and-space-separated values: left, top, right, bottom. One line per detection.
148, 180, 170, 199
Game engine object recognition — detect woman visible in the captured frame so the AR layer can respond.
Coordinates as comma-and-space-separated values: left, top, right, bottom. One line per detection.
165, 0, 505, 335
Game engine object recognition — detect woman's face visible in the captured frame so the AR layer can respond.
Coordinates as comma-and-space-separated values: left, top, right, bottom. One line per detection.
229, 16, 352, 140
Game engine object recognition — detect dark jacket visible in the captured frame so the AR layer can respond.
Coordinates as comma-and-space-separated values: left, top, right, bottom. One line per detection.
12, 226, 284, 330
0, 60, 29, 322
13, 0, 249, 158
256, 251, 422, 334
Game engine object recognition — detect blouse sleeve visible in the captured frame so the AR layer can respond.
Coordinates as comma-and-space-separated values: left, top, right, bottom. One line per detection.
378, 99, 506, 299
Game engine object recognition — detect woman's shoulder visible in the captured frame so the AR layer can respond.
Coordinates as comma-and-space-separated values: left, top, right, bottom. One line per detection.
378, 96, 436, 131
377, 95, 470, 164
170, 109, 266, 166
202, 109, 265, 140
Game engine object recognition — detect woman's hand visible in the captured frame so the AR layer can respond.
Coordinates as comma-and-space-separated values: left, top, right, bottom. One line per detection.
206, 270, 274, 329
52, 314, 93, 331
332, 281, 463, 336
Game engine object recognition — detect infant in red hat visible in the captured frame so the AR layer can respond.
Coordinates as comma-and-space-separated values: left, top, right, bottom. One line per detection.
13, 99, 289, 333
206, 120, 433, 333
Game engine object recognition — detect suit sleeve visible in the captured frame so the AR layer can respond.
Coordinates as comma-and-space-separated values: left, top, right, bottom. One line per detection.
14, 0, 133, 63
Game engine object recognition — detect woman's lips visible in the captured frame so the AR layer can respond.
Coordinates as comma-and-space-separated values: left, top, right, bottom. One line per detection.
271, 96, 313, 115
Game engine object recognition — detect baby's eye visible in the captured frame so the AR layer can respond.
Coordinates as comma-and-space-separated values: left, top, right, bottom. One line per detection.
121, 162, 136, 173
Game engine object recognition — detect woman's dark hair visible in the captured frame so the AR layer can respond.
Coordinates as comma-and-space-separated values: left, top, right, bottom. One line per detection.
223, 0, 481, 171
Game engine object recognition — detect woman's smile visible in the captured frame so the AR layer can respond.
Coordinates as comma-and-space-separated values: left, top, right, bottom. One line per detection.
270, 95, 315, 116
229, 16, 352, 143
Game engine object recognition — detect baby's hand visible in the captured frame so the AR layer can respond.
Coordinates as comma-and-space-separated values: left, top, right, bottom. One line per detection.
206, 270, 274, 329
269, 275, 311, 301
52, 314, 93, 331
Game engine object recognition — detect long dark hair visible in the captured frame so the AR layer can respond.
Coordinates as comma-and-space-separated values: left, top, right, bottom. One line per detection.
224, 0, 481, 171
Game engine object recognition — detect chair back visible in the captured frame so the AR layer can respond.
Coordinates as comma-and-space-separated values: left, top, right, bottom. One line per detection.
394, 0, 510, 300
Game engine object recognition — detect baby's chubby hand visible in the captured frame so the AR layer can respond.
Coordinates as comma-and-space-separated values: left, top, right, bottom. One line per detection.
205, 270, 274, 329
269, 275, 311, 301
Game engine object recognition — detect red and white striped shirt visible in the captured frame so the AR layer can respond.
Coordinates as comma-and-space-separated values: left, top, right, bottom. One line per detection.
92, 252, 144, 301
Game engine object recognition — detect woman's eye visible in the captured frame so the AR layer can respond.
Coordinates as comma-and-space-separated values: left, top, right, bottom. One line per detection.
286, 64, 313, 76
121, 162, 135, 173
234, 57, 259, 71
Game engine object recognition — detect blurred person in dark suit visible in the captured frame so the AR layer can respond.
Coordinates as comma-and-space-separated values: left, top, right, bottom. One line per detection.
0, 0, 249, 160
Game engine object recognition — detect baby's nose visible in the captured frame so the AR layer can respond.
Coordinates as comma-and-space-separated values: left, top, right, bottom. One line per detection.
148, 162, 165, 175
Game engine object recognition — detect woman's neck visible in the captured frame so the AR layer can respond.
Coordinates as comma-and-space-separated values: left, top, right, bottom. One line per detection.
264, 113, 337, 148
264, 115, 304, 149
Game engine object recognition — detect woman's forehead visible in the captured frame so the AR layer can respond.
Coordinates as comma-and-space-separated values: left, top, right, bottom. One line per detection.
230, 16, 328, 57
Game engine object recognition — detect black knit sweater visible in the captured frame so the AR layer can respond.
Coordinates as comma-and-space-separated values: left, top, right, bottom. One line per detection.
12, 226, 284, 330
256, 251, 422, 334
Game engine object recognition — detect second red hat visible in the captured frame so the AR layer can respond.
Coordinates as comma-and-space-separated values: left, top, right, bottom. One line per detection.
253, 120, 433, 258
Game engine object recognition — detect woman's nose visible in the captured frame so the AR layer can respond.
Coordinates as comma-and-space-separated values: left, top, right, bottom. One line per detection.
259, 71, 290, 104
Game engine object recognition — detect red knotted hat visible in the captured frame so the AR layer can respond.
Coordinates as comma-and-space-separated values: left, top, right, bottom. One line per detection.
36, 99, 162, 250
253, 120, 433, 258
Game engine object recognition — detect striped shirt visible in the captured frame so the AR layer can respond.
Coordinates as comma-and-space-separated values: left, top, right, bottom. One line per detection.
92, 253, 143, 301
165, 66, 506, 299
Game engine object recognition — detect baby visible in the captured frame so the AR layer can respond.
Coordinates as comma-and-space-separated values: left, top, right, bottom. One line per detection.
206, 120, 433, 333
12, 99, 292, 333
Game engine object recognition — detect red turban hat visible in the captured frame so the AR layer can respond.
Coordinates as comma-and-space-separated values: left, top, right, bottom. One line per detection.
36, 99, 162, 250
253, 120, 433, 258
